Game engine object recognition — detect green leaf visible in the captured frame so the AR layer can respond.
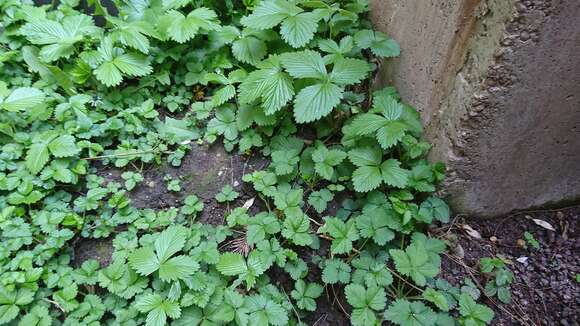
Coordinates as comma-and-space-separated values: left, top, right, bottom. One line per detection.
312, 146, 346, 180
282, 212, 312, 246
129, 226, 197, 282
232, 36, 267, 65
155, 225, 188, 261
239, 55, 295, 114
271, 150, 300, 175
290, 280, 323, 311
293, 82, 343, 123
217, 252, 266, 289
329, 58, 371, 85
48, 135, 79, 158
94, 37, 153, 86
216, 185, 240, 203
419, 197, 450, 223
345, 284, 386, 326
384, 299, 437, 326
245, 295, 289, 326
241, 0, 301, 30
158, 256, 198, 282
319, 217, 359, 254
135, 294, 182, 326
389, 242, 439, 286
26, 143, 50, 175
423, 288, 449, 311
20, 15, 98, 61
280, 50, 327, 79
322, 259, 351, 284
94, 61, 122, 87
159, 117, 200, 144
458, 293, 494, 325
352, 166, 382, 193
216, 252, 247, 275
349, 147, 382, 167
0, 304, 19, 325
308, 189, 333, 214
355, 29, 400, 58
160, 8, 221, 43
356, 213, 395, 245
113, 53, 153, 77
380, 159, 409, 188
280, 12, 319, 48
19, 305, 51, 326
1, 87, 45, 111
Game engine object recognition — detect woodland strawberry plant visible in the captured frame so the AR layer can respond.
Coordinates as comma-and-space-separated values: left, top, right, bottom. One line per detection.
0, 0, 496, 325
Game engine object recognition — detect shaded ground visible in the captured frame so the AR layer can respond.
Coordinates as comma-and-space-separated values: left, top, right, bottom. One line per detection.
438, 206, 580, 326
99, 143, 268, 224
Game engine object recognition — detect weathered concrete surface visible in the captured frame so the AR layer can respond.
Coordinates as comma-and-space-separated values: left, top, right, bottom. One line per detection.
370, 0, 580, 217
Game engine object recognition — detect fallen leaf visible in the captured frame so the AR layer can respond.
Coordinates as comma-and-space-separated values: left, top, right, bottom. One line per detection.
461, 224, 482, 239
242, 197, 255, 209
516, 256, 528, 263
531, 218, 555, 231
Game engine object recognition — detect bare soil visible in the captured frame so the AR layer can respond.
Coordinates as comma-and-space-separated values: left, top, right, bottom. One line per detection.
98, 143, 269, 224
438, 206, 580, 326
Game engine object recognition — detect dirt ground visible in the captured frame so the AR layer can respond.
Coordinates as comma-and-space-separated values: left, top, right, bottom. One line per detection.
77, 144, 578, 325
437, 206, 580, 326
98, 143, 269, 224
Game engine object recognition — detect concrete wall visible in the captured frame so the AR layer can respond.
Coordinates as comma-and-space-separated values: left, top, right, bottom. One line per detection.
370, 0, 580, 217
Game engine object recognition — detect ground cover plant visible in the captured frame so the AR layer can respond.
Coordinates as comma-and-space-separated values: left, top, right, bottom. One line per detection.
0, 0, 497, 325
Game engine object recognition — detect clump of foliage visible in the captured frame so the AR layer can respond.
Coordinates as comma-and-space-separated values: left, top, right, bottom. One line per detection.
480, 257, 514, 304
0, 0, 496, 325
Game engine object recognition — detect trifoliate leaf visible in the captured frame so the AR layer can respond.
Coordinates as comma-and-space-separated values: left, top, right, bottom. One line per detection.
384, 299, 437, 326
94, 37, 152, 86
19, 305, 51, 326
215, 185, 240, 203
322, 259, 351, 284
354, 29, 400, 58
312, 146, 346, 180
245, 294, 289, 326
159, 8, 220, 43
345, 284, 387, 326
290, 280, 323, 311
135, 294, 181, 326
239, 55, 295, 114
216, 252, 266, 289
20, 15, 99, 61
282, 212, 312, 246
241, 0, 301, 30
319, 217, 359, 254
458, 293, 494, 325
356, 213, 395, 245
389, 242, 439, 286
308, 189, 333, 214
419, 196, 450, 223
129, 226, 197, 282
